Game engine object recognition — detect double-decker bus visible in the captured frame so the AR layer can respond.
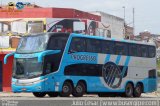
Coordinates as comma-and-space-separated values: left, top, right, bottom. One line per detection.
4, 32, 157, 97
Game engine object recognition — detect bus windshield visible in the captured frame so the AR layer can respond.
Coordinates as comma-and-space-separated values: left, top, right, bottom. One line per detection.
16, 34, 49, 53
13, 58, 43, 79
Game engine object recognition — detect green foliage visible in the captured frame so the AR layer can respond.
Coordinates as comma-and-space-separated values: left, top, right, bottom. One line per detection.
157, 59, 160, 77
157, 59, 160, 69
158, 71, 160, 77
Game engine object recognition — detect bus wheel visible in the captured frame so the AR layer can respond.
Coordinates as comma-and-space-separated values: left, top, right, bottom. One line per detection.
124, 83, 133, 97
72, 82, 86, 97
133, 84, 142, 97
33, 92, 46, 97
60, 81, 73, 97
48, 92, 59, 97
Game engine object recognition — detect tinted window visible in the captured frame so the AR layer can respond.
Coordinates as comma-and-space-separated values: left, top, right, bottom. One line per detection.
69, 37, 86, 52
101, 40, 114, 54
115, 42, 128, 55
86, 39, 101, 53
141, 46, 148, 57
149, 46, 156, 58
137, 45, 142, 57
47, 36, 68, 50
148, 69, 156, 78
129, 44, 137, 56
64, 64, 102, 76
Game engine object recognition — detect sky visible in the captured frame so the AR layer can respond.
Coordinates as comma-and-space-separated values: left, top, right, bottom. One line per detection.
2, 0, 160, 35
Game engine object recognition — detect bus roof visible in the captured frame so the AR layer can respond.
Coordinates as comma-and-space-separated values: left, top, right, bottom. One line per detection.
24, 32, 155, 46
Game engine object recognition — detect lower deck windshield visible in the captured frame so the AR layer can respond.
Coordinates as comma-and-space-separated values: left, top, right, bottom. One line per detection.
13, 58, 43, 79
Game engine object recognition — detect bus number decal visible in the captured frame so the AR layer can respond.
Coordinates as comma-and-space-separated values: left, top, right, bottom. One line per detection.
71, 54, 96, 61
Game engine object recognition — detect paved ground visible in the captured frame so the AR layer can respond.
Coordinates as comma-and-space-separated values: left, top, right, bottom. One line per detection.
0, 92, 160, 98
0, 92, 160, 106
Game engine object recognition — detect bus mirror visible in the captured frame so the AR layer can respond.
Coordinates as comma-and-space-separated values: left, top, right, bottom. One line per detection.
38, 50, 61, 63
4, 52, 15, 64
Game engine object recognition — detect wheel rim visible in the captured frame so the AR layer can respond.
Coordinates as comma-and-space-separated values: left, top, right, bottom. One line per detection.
63, 85, 69, 93
76, 85, 82, 93
135, 86, 141, 95
126, 86, 132, 95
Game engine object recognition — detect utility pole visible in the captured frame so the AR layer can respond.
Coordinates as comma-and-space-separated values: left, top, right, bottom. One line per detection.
133, 8, 135, 38
122, 6, 126, 39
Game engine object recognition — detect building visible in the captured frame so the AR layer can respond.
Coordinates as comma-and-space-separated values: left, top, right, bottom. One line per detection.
134, 31, 151, 42
125, 25, 134, 40
90, 11, 124, 39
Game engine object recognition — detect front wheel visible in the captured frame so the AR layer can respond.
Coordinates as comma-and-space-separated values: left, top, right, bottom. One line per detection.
59, 82, 73, 97
33, 92, 46, 97
133, 84, 142, 97
72, 82, 86, 97
124, 83, 133, 97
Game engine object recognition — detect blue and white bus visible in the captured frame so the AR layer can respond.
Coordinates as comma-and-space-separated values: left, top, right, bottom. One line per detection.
4, 32, 157, 97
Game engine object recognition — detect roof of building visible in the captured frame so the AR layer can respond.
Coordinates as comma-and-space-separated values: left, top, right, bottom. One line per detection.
90, 11, 124, 21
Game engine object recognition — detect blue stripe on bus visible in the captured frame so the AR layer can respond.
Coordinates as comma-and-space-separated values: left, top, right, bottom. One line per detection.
121, 56, 131, 77
115, 55, 121, 64
109, 55, 121, 85
105, 54, 111, 63
111, 38, 116, 41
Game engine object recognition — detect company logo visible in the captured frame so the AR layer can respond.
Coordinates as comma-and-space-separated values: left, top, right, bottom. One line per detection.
1, 2, 31, 14
16, 2, 24, 10
71, 54, 96, 61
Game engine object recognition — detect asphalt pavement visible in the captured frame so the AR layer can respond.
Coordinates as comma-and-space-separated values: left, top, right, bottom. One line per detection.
0, 92, 160, 106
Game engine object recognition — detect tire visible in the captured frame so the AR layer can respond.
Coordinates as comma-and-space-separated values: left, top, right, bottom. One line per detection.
59, 81, 73, 97
124, 83, 133, 97
33, 92, 46, 97
48, 92, 59, 97
133, 84, 142, 97
72, 82, 86, 97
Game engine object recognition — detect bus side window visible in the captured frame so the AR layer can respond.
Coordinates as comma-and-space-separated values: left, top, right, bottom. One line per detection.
141, 46, 148, 57
137, 45, 142, 57
101, 41, 114, 54
86, 39, 101, 53
129, 44, 137, 56
148, 46, 156, 58
69, 37, 86, 53
114, 42, 128, 55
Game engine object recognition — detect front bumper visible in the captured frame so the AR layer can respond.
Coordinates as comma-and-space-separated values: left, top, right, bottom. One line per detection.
12, 77, 47, 92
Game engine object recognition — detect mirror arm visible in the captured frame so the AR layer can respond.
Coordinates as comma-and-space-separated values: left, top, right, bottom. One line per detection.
4, 52, 15, 64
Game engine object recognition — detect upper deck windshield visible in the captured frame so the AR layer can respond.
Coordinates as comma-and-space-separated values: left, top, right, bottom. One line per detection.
16, 34, 49, 53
